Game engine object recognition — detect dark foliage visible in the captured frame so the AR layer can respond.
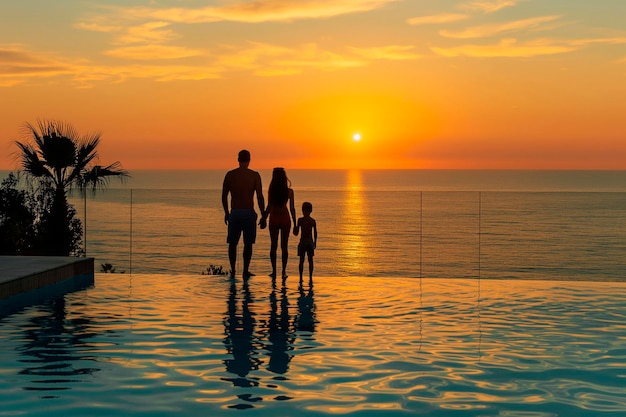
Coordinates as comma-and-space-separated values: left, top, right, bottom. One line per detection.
0, 173, 35, 255
0, 173, 82, 256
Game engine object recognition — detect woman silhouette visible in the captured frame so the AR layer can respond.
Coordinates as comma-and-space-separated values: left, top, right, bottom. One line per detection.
260, 168, 296, 279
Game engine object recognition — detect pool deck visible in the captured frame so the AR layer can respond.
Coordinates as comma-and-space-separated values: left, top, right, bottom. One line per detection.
0, 256, 94, 301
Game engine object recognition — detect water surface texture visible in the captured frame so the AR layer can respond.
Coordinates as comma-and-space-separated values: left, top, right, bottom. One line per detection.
1, 274, 625, 416
65, 170, 626, 279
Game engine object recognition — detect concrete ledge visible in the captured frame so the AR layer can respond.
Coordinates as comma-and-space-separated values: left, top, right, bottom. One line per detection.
0, 256, 94, 300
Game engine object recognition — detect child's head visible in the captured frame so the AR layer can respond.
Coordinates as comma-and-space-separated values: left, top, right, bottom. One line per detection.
302, 201, 313, 215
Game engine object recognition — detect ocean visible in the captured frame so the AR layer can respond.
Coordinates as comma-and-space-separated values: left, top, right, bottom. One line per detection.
6, 169, 626, 280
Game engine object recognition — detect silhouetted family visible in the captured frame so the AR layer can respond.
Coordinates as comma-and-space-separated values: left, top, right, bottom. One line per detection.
222, 150, 318, 281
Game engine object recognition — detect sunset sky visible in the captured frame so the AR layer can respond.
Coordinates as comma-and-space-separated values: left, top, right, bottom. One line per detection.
1, 0, 625, 170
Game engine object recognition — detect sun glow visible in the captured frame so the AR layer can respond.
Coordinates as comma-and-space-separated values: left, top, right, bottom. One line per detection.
352, 133, 361, 142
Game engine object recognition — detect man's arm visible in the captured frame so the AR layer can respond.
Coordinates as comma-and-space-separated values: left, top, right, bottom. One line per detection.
255, 172, 265, 214
222, 175, 230, 224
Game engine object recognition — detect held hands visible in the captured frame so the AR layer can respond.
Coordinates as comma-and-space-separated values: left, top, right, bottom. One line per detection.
259, 217, 267, 229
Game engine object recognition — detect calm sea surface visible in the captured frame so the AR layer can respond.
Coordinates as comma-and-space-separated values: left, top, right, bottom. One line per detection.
6, 169, 626, 280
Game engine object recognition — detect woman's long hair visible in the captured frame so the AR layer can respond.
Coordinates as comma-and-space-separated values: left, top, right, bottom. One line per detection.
268, 167, 290, 206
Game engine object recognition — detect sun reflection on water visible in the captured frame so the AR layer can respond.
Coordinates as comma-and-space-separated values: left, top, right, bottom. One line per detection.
339, 169, 370, 274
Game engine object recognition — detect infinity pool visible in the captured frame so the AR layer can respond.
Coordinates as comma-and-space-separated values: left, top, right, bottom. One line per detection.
1, 274, 625, 416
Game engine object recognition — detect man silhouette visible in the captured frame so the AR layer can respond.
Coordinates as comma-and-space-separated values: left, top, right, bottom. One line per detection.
222, 150, 265, 278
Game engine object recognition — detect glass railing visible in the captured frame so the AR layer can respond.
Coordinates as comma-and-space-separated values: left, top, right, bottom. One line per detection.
70, 189, 626, 281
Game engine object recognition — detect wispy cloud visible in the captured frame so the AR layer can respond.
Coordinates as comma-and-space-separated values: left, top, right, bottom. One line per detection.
105, 45, 205, 60
407, 14, 469, 26
74, 22, 122, 33
432, 36, 626, 58
432, 38, 575, 58
112, 0, 400, 24
349, 45, 420, 60
568, 37, 626, 46
115, 22, 179, 45
217, 42, 368, 76
0, 45, 74, 86
460, 0, 523, 14
0, 44, 222, 87
68, 64, 223, 84
441, 15, 562, 39
216, 42, 295, 71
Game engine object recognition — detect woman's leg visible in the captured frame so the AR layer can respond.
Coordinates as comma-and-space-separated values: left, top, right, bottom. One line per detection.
280, 226, 290, 278
269, 227, 279, 277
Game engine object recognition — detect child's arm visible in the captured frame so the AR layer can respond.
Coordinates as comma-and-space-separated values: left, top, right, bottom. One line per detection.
313, 219, 318, 248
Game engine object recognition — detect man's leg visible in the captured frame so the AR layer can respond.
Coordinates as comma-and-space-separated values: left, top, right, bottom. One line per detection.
228, 243, 237, 276
243, 243, 253, 278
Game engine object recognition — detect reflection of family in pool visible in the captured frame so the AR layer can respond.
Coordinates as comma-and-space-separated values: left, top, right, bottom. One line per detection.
222, 149, 318, 281
221, 274, 317, 394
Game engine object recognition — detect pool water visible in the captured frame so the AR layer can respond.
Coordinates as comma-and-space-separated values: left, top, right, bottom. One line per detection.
1, 274, 625, 416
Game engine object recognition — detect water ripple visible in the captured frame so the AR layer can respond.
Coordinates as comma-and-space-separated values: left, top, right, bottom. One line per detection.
1, 275, 625, 416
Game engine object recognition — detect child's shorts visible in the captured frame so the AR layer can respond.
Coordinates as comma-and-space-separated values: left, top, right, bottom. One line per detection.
298, 238, 315, 257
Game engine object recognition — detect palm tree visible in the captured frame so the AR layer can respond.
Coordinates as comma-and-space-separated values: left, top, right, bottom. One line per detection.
15, 119, 129, 256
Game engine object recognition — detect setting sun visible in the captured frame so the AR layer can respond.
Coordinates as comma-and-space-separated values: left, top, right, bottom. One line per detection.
352, 133, 361, 142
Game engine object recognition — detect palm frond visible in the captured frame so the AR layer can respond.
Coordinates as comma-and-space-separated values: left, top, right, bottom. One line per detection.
67, 135, 101, 186
80, 162, 130, 193
76, 135, 101, 169
20, 122, 44, 154
14, 141, 52, 179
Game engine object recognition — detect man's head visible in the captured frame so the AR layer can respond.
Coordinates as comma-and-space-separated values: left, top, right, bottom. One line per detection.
238, 150, 251, 166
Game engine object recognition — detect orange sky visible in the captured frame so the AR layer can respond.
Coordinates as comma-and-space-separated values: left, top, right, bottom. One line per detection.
1, 0, 625, 170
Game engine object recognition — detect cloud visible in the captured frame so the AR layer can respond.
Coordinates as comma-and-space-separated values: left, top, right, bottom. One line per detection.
115, 22, 179, 45
432, 38, 576, 58
119, 65, 223, 82
114, 0, 401, 24
441, 15, 562, 39
0, 46, 74, 86
568, 37, 626, 46
216, 42, 294, 70
217, 42, 368, 76
460, 0, 522, 14
0, 44, 221, 87
349, 45, 420, 60
74, 22, 122, 33
432, 36, 626, 58
70, 64, 223, 84
407, 14, 469, 26
105, 44, 206, 60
